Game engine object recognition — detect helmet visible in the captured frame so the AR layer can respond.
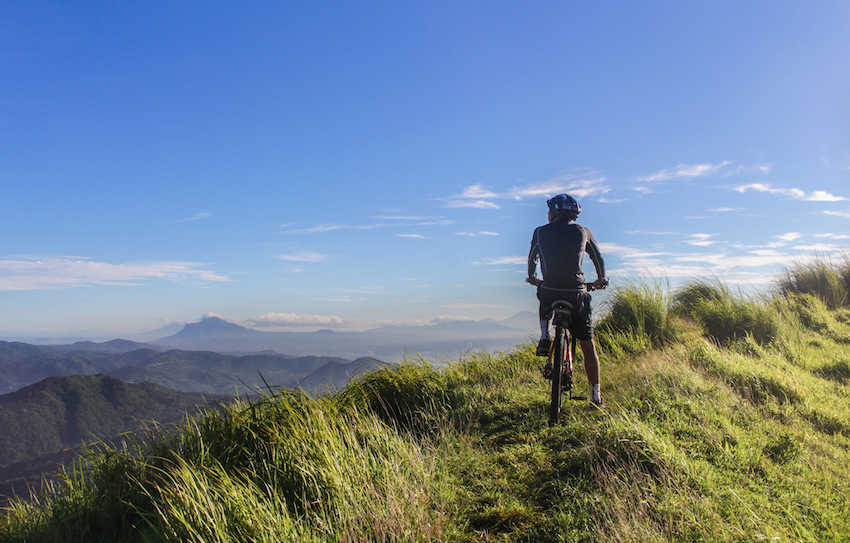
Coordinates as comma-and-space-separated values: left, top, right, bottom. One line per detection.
547, 194, 581, 219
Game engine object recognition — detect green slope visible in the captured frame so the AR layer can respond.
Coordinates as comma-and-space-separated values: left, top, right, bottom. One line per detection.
1, 272, 850, 542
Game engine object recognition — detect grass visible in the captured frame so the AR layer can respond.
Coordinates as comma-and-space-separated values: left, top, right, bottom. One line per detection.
2, 261, 850, 542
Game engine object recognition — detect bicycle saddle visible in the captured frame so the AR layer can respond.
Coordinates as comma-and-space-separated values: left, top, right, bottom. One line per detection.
551, 300, 573, 326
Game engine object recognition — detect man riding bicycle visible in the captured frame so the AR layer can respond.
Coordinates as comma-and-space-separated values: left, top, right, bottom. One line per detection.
527, 193, 607, 407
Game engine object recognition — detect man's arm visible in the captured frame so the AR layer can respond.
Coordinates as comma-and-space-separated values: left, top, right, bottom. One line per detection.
585, 229, 606, 283
528, 228, 541, 281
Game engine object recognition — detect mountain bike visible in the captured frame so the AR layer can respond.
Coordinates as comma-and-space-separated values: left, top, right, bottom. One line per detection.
542, 281, 608, 425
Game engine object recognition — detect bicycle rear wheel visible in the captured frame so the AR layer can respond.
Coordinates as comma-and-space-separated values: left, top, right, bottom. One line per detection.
549, 327, 565, 425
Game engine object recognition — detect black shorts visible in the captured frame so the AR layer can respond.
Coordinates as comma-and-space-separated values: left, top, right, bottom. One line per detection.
537, 287, 594, 341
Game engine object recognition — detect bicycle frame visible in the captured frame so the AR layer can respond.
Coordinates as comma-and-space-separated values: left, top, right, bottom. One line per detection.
548, 301, 586, 425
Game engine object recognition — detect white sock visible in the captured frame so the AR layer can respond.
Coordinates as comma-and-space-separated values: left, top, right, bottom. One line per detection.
592, 384, 601, 398
539, 321, 550, 340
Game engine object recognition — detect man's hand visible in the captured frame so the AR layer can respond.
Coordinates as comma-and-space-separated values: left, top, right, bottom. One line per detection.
592, 278, 609, 290
527, 276, 543, 286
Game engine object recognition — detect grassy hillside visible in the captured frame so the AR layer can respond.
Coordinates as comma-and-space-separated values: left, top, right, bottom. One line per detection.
1, 262, 849, 542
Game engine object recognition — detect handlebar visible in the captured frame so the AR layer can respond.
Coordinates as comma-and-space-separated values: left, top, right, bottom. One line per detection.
526, 277, 609, 291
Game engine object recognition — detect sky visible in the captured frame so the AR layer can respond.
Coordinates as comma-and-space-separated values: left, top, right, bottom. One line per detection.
1, 1, 848, 338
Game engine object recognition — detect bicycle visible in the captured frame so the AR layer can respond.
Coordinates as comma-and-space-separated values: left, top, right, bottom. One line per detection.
528, 279, 608, 425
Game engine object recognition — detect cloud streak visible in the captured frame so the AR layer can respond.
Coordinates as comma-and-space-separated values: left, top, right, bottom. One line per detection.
181, 212, 212, 221
440, 176, 610, 209
275, 252, 327, 262
638, 161, 731, 182
734, 183, 847, 201
0, 257, 229, 291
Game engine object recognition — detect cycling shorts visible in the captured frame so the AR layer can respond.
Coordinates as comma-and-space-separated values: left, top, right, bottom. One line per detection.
537, 287, 594, 341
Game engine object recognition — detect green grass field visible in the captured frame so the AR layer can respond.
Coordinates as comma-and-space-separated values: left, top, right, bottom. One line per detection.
2, 261, 849, 542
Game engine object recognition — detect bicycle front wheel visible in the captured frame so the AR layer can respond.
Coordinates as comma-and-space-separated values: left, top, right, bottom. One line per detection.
549, 327, 566, 425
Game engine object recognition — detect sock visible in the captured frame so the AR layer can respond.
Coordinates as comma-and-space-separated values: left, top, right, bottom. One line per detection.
591, 384, 601, 398
539, 321, 550, 340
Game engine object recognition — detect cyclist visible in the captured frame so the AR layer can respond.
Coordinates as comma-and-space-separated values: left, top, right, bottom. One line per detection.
527, 193, 607, 406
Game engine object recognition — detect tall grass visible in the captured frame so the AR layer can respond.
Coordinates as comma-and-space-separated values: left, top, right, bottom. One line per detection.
595, 280, 675, 357
3, 263, 850, 542
777, 257, 849, 309
672, 279, 779, 346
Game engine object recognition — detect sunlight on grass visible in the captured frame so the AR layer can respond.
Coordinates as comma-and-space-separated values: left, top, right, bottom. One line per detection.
2, 261, 850, 542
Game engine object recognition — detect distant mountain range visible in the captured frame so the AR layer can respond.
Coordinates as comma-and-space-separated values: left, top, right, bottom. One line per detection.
0, 374, 227, 501
0, 340, 385, 396
0, 312, 539, 360
151, 314, 538, 360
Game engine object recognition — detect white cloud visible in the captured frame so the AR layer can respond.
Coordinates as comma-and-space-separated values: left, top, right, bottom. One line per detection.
396, 234, 427, 238
734, 183, 847, 202
686, 233, 720, 246
286, 223, 387, 234
275, 252, 327, 262
0, 257, 229, 291
504, 176, 609, 200
440, 303, 507, 309
444, 199, 502, 209
638, 161, 731, 182
708, 207, 742, 212
823, 209, 850, 219
472, 256, 526, 265
596, 242, 670, 260
441, 176, 609, 209
181, 212, 212, 221
455, 231, 499, 237
776, 232, 802, 242
248, 312, 346, 328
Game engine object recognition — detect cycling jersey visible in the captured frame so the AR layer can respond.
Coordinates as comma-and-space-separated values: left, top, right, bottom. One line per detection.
528, 221, 605, 290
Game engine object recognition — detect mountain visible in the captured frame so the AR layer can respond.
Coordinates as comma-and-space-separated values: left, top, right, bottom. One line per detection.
498, 311, 539, 333
0, 340, 384, 397
0, 341, 116, 394
0, 374, 227, 499
153, 316, 535, 360
109, 350, 360, 395
161, 317, 264, 342
298, 357, 387, 393
50, 339, 163, 353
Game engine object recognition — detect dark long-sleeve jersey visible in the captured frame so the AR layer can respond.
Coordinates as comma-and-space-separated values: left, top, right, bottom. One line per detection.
528, 221, 605, 290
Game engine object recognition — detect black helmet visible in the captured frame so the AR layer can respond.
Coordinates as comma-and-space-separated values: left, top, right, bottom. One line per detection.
547, 194, 581, 219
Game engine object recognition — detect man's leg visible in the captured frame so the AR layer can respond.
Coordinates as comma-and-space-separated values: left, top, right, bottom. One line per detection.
579, 339, 603, 406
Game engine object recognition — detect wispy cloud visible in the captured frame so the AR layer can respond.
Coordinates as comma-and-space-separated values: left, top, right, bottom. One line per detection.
823, 209, 850, 219
181, 212, 212, 222
440, 303, 508, 309
734, 183, 847, 201
440, 176, 609, 209
444, 196, 502, 210
396, 234, 427, 238
638, 161, 731, 182
286, 223, 387, 234
0, 257, 229, 291
247, 312, 346, 328
455, 231, 499, 237
472, 256, 526, 265
275, 252, 327, 262
686, 233, 720, 246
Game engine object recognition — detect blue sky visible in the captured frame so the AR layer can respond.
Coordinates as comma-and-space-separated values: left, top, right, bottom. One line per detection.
1, 1, 848, 338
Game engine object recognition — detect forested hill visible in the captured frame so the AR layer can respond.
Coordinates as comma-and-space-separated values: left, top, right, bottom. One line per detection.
0, 342, 384, 395
0, 374, 227, 500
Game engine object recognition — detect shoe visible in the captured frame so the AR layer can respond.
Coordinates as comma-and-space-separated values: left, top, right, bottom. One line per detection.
590, 392, 604, 408
542, 361, 552, 380
536, 338, 551, 357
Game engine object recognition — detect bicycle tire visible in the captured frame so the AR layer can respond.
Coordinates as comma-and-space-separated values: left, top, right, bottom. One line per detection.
549, 326, 565, 425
